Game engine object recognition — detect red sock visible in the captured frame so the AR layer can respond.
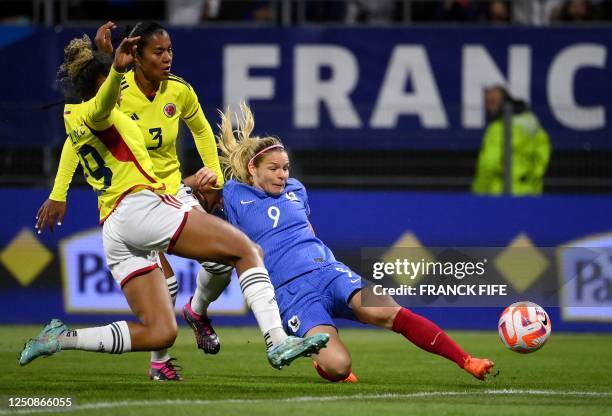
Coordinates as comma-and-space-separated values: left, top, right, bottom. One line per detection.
391, 308, 468, 368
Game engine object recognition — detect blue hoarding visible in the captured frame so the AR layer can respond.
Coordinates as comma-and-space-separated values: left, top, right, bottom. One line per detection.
0, 26, 610, 149
1, 188, 612, 332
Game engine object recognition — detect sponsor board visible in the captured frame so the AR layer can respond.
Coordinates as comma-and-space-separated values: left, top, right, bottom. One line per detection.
558, 233, 612, 322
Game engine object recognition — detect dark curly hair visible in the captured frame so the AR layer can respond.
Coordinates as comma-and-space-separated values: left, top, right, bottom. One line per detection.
57, 34, 112, 101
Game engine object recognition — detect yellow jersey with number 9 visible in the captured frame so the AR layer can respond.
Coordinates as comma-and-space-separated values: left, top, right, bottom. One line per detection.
63, 67, 166, 223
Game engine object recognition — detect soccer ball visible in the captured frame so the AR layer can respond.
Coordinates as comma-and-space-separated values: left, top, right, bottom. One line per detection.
498, 301, 551, 353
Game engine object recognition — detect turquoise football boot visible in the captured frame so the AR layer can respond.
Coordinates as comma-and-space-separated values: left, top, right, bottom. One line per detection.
19, 319, 67, 366
267, 333, 330, 369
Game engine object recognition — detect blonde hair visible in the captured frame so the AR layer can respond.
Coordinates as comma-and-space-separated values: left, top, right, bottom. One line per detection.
59, 35, 94, 80
217, 102, 284, 184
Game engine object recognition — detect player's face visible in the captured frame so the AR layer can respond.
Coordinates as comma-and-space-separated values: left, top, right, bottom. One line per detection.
138, 31, 173, 82
251, 151, 290, 196
485, 88, 504, 118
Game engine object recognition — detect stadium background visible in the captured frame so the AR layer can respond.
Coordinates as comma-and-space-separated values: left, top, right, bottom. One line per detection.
1, 0, 611, 336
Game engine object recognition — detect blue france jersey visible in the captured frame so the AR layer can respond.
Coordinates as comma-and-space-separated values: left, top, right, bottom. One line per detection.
223, 178, 336, 288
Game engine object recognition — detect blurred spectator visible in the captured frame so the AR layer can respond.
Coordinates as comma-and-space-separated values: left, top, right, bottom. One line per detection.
487, 0, 511, 23
345, 0, 400, 24
168, 0, 221, 25
472, 86, 551, 196
555, 0, 595, 21
512, 0, 563, 25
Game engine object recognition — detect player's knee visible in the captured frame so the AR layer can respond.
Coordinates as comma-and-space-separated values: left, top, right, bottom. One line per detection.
253, 243, 264, 259
145, 316, 178, 349
358, 306, 401, 329
154, 321, 178, 349
237, 239, 264, 264
385, 307, 401, 328
325, 356, 353, 381
326, 360, 351, 381
374, 307, 401, 328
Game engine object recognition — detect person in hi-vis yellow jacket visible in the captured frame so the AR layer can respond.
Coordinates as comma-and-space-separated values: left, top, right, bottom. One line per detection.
472, 86, 551, 196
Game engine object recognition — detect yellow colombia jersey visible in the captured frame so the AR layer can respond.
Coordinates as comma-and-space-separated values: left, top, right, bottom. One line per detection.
118, 70, 221, 194
50, 70, 223, 201
63, 67, 165, 222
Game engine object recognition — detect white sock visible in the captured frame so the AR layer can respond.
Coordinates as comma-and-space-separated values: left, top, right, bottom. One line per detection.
59, 321, 131, 354
166, 275, 178, 304
190, 263, 232, 315
238, 267, 287, 350
151, 276, 178, 362
150, 351, 171, 363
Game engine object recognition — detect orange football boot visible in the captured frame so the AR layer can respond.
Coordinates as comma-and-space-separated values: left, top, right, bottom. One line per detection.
463, 355, 495, 381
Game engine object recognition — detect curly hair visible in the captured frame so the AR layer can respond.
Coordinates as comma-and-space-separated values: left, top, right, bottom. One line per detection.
57, 34, 112, 101
217, 103, 285, 184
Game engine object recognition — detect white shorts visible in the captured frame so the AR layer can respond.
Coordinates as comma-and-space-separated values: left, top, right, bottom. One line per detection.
175, 183, 202, 208
102, 190, 192, 288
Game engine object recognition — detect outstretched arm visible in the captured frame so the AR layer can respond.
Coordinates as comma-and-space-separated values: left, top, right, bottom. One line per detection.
35, 138, 80, 233
86, 36, 140, 129
49, 137, 79, 202
182, 88, 224, 189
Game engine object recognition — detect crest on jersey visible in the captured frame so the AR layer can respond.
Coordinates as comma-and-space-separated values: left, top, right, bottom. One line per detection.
288, 315, 301, 333
286, 191, 298, 201
163, 103, 176, 118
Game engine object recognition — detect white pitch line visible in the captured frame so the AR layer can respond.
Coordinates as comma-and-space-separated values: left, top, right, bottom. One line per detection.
1, 390, 611, 415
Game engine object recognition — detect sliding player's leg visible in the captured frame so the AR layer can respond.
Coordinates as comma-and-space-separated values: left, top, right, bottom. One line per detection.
275, 273, 357, 382
349, 288, 495, 381
171, 209, 329, 368
307, 326, 358, 383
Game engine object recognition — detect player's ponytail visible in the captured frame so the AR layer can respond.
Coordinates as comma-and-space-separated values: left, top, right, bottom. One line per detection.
57, 34, 112, 101
217, 102, 284, 185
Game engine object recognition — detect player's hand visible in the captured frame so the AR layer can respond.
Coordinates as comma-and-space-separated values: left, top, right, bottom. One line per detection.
95, 21, 116, 55
184, 169, 221, 212
193, 167, 219, 192
35, 199, 67, 234
182, 174, 199, 190
113, 36, 140, 72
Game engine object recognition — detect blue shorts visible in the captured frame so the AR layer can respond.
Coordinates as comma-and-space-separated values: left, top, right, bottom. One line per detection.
276, 262, 362, 337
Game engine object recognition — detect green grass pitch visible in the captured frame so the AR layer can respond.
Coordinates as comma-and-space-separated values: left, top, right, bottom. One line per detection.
2, 325, 611, 416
